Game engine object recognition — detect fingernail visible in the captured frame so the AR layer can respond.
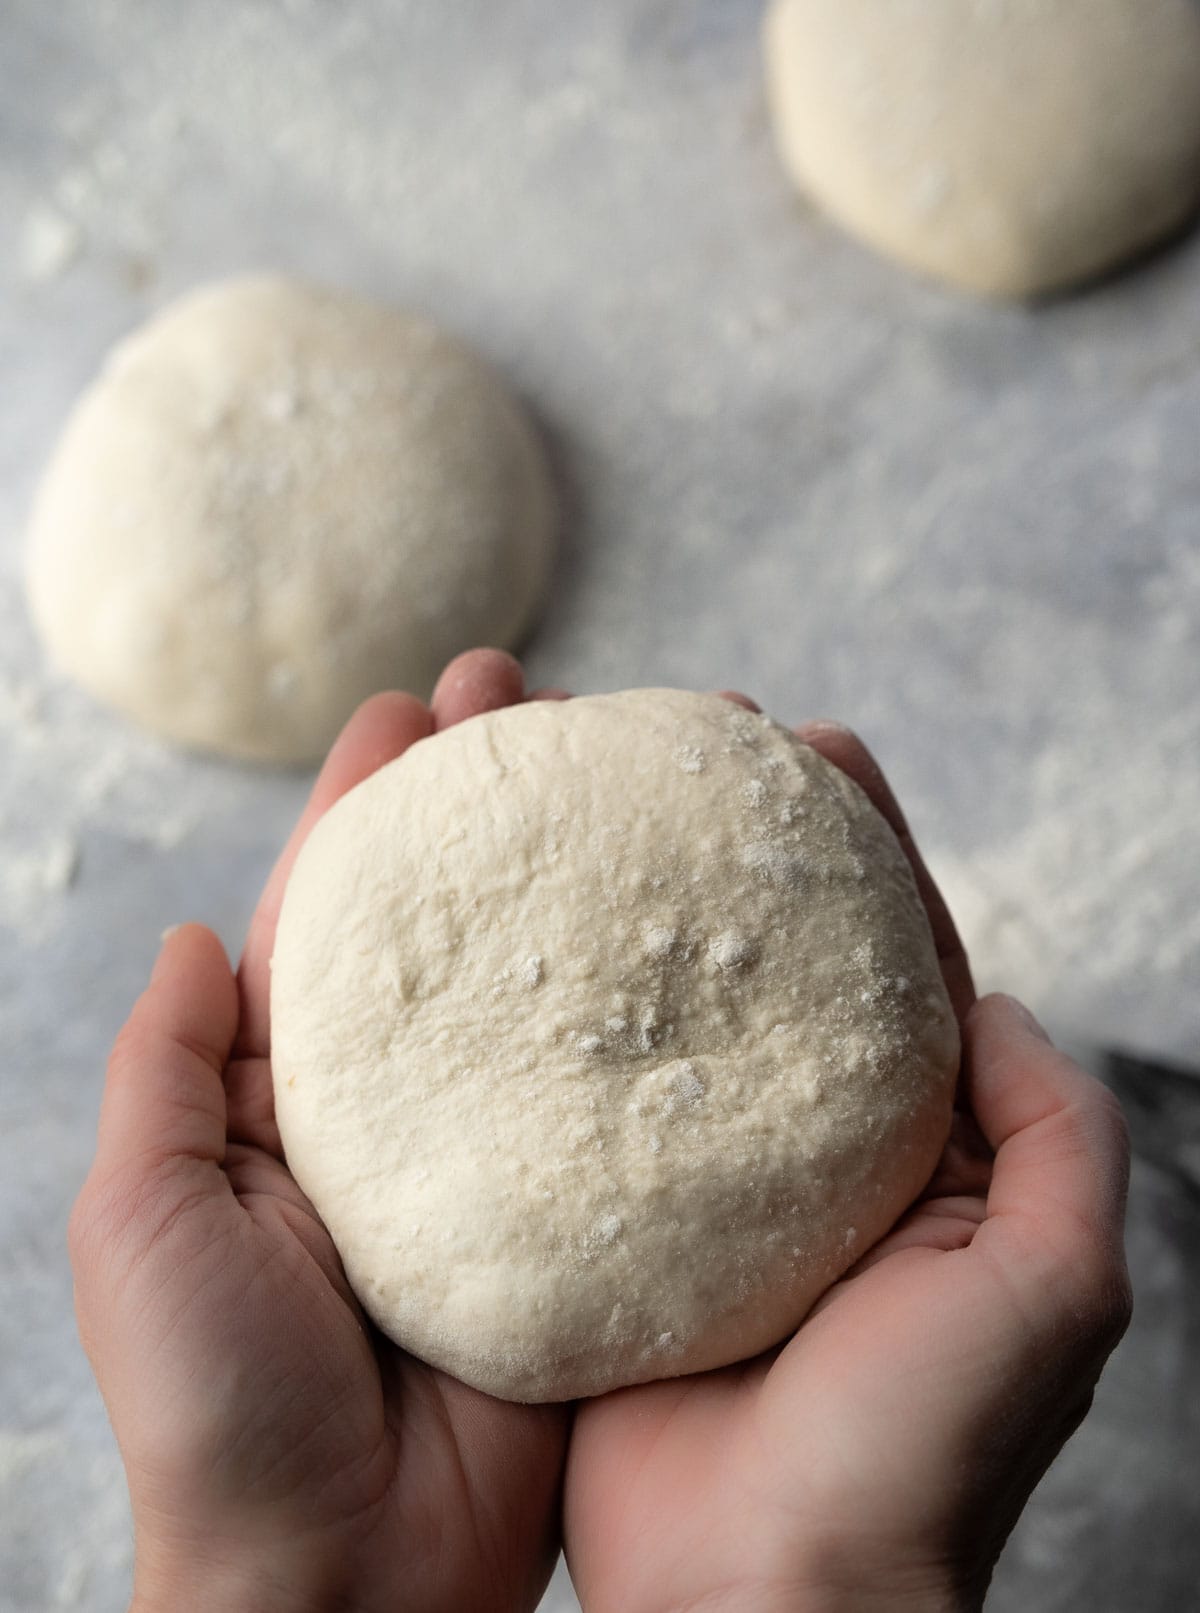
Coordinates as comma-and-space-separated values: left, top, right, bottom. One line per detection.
160, 924, 182, 944
1000, 994, 1051, 1043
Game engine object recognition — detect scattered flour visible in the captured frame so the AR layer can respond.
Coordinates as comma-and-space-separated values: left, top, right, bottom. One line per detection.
937, 708, 1200, 1059
3, 7, 1197, 1613
18, 205, 84, 283
0, 575, 278, 946
643, 925, 678, 960
0, 1425, 133, 1609
8, 4, 1196, 1076
741, 841, 808, 889
519, 954, 544, 988
708, 930, 757, 969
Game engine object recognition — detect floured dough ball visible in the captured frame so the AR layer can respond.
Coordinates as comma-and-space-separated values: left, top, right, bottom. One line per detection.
764, 0, 1200, 298
271, 690, 960, 1402
24, 276, 556, 762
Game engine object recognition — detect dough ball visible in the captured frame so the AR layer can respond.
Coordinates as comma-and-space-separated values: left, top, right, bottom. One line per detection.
271, 690, 959, 1402
764, 0, 1200, 298
25, 276, 556, 762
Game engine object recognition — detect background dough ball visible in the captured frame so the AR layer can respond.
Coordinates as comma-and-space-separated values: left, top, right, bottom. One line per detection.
24, 275, 557, 763
764, 0, 1200, 299
271, 690, 960, 1402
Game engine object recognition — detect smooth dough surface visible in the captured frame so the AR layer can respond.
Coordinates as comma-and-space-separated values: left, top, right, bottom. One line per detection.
271, 691, 959, 1401
25, 275, 556, 762
764, 0, 1200, 298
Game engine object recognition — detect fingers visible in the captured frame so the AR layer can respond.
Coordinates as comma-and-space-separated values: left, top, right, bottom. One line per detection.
236, 690, 434, 1059
967, 995, 1133, 1349
222, 1053, 283, 1156
92, 925, 238, 1181
794, 720, 912, 836
71, 928, 238, 1374
794, 720, 975, 1023
432, 647, 525, 729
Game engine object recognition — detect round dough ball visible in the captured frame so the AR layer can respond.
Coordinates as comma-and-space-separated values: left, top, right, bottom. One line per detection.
764, 0, 1200, 298
25, 276, 556, 762
271, 690, 960, 1401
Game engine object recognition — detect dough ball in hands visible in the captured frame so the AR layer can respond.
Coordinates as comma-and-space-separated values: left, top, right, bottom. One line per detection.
24, 276, 556, 762
271, 690, 960, 1402
764, 0, 1200, 299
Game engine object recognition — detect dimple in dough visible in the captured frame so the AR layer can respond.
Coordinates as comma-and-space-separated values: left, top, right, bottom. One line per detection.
24, 275, 556, 763
764, 0, 1200, 298
270, 690, 960, 1403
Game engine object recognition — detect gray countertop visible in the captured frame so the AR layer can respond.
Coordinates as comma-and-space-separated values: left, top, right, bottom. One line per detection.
2, 3, 1197, 1608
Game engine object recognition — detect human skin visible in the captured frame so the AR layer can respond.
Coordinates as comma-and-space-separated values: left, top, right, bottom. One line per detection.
68, 649, 1132, 1613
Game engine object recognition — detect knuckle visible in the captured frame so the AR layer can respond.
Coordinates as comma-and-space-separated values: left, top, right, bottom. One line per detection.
1087, 1077, 1130, 1140
66, 1174, 121, 1278
1098, 1267, 1135, 1345
1072, 1250, 1134, 1351
1102, 1090, 1133, 1165
66, 1186, 94, 1266
68, 1160, 169, 1268
107, 1017, 149, 1078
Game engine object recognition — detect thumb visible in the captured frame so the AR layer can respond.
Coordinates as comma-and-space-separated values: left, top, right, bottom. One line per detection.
70, 926, 239, 1361
966, 994, 1132, 1354
93, 923, 239, 1180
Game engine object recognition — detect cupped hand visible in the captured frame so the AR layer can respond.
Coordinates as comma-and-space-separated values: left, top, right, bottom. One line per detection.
563, 720, 1133, 1613
71, 660, 1134, 1613
69, 651, 568, 1613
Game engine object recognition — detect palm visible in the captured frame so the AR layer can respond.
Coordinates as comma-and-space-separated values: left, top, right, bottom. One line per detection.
564, 1115, 994, 1611
96, 1014, 565, 1613
169, 1097, 566, 1612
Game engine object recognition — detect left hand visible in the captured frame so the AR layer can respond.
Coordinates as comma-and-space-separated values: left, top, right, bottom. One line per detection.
69, 650, 569, 1613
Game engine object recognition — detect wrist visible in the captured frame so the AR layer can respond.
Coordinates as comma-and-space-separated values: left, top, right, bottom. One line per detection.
788, 1557, 985, 1613
670, 1590, 977, 1613
130, 1531, 362, 1613
798, 1588, 981, 1613
725, 1542, 984, 1613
